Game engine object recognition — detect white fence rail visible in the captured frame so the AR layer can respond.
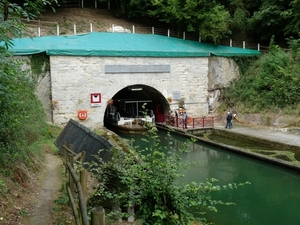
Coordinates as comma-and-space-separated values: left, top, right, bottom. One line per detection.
22, 19, 264, 51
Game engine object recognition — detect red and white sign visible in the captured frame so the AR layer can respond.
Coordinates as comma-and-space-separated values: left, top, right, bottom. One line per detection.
90, 93, 101, 106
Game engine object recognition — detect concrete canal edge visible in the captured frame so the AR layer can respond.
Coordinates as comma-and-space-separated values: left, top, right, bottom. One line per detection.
155, 124, 300, 172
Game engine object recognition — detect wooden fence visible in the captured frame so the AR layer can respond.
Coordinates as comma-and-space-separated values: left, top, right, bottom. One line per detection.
62, 142, 105, 225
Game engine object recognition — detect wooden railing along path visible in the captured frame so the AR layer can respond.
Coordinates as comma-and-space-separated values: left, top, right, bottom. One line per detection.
62, 142, 105, 225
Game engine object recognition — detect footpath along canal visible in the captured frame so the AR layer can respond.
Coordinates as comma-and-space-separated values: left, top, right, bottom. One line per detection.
118, 124, 300, 225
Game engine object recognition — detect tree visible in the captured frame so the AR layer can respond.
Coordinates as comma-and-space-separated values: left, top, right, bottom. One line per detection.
0, 0, 58, 47
87, 125, 249, 224
284, 0, 300, 36
147, 0, 231, 43
247, 0, 292, 42
226, 36, 300, 111
0, 0, 56, 168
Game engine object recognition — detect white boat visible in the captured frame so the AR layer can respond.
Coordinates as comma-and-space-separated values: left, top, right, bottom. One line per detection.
104, 103, 155, 134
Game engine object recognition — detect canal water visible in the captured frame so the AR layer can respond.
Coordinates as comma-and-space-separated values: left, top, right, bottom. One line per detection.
118, 129, 300, 225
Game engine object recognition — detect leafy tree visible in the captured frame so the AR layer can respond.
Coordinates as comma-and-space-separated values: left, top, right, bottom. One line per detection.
0, 0, 56, 169
247, 0, 291, 42
196, 4, 231, 43
0, 0, 58, 47
284, 0, 300, 36
228, 0, 250, 38
147, 0, 231, 43
226, 36, 300, 111
0, 51, 47, 167
127, 0, 156, 19
87, 126, 249, 224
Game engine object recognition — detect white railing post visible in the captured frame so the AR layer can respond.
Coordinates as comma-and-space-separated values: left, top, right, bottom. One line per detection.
152, 27, 154, 34
183, 31, 185, 40
243, 41, 245, 49
74, 24, 76, 34
95, 0, 97, 8
57, 25, 59, 36
38, 27, 41, 37
199, 36, 201, 42
108, 1, 110, 9
168, 29, 170, 37
81, 0, 83, 7
90, 23, 93, 32
132, 25, 135, 33
112, 24, 115, 33
230, 39, 232, 47
258, 43, 260, 51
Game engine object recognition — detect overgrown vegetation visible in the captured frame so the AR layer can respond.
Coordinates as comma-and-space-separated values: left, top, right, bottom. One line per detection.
0, 50, 48, 173
225, 36, 300, 115
87, 124, 249, 225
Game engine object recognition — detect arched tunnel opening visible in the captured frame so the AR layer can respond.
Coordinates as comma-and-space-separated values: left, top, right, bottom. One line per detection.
104, 84, 170, 128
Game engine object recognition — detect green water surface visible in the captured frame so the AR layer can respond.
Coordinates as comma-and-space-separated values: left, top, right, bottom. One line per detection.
119, 130, 300, 225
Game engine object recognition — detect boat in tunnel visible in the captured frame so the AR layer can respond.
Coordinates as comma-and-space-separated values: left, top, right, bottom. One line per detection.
104, 99, 156, 134
103, 85, 169, 133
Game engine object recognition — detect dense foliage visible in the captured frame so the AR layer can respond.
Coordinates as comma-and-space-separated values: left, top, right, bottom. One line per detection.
0, 49, 48, 169
111, 0, 300, 44
226, 36, 300, 112
87, 125, 249, 225
0, 1, 56, 171
2, 0, 300, 44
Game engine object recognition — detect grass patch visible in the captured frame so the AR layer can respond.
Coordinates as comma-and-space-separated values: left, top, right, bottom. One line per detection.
274, 155, 293, 162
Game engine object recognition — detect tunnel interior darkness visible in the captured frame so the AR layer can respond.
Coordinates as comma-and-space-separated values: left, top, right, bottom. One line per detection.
105, 84, 170, 121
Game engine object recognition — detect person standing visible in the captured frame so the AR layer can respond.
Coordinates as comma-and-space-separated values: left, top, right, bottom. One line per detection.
183, 111, 188, 129
225, 111, 233, 129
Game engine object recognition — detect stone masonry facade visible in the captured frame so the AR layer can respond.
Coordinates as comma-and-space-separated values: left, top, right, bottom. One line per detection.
15, 55, 240, 129
50, 56, 210, 128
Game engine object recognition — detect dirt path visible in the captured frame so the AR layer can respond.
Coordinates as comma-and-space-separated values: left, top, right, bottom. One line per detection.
25, 153, 62, 225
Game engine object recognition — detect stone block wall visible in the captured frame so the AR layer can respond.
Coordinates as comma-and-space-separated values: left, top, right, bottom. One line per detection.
50, 56, 210, 128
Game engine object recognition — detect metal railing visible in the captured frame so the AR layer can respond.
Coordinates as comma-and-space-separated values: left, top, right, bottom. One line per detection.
164, 116, 214, 129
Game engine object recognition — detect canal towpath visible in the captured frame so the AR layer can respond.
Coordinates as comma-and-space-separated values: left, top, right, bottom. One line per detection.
213, 122, 300, 149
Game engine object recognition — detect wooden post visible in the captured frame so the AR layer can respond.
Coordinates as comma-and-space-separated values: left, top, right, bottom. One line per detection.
63, 141, 67, 174
91, 207, 105, 225
67, 187, 81, 225
69, 153, 75, 195
80, 169, 87, 204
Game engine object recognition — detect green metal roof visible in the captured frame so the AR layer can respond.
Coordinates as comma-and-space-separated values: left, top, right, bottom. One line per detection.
7, 32, 261, 57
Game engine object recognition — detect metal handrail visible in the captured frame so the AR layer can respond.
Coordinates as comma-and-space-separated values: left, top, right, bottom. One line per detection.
164, 115, 214, 129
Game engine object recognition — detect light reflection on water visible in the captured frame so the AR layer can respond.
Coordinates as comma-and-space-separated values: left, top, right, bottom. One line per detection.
118, 130, 300, 225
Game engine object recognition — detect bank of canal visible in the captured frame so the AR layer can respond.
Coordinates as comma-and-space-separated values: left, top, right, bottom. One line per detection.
118, 128, 300, 225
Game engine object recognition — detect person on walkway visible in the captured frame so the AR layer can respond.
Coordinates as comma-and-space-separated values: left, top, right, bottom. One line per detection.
225, 111, 233, 129
183, 111, 188, 129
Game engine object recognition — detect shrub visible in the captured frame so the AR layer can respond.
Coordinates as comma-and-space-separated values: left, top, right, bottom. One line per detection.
0, 49, 47, 170
87, 125, 249, 224
226, 36, 300, 113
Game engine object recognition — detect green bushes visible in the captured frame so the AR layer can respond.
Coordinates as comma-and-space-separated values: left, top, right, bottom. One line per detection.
0, 49, 47, 170
87, 126, 249, 225
227, 37, 300, 113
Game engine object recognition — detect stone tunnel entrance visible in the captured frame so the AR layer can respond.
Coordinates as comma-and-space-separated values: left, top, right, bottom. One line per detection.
103, 84, 170, 129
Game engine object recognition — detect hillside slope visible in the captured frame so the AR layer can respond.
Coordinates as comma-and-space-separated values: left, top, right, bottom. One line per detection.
33, 8, 150, 36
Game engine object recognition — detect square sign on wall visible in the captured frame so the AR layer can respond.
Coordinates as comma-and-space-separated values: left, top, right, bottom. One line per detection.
90, 93, 101, 106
